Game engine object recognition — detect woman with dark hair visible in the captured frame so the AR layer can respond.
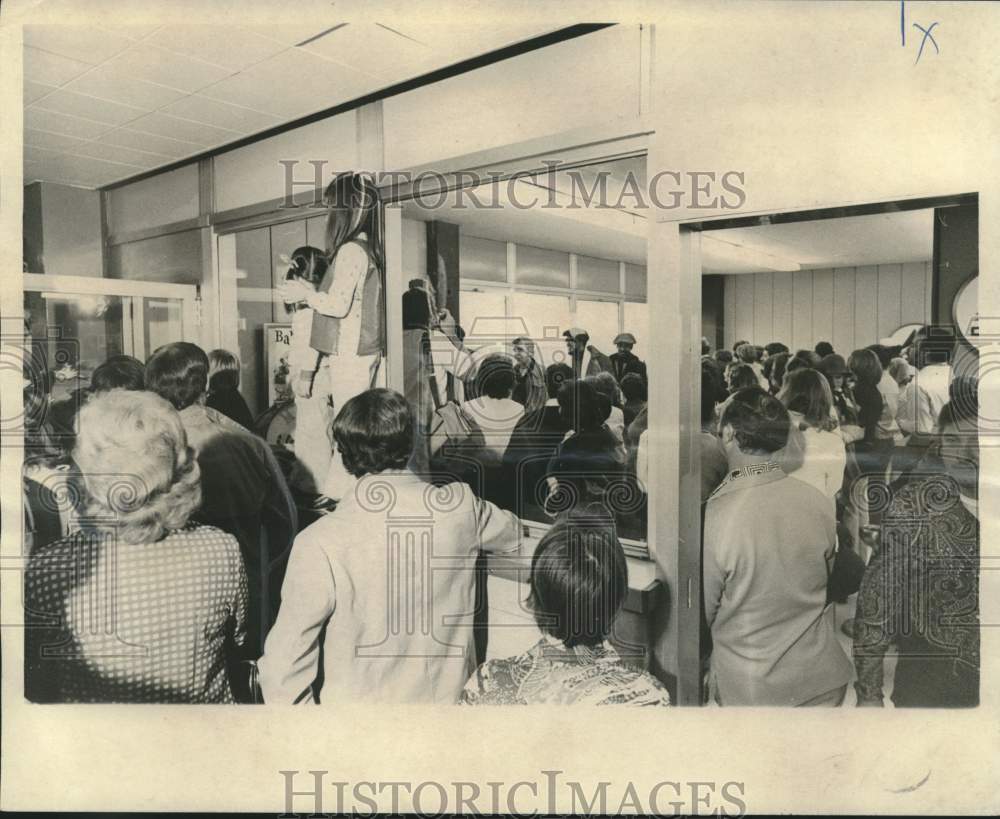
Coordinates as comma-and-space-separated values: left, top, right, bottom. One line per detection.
818, 353, 864, 443
764, 351, 791, 395
91, 354, 145, 393
546, 380, 625, 516
258, 388, 520, 704
206, 348, 254, 431
25, 390, 247, 703
461, 507, 670, 705
777, 368, 847, 509
278, 174, 386, 501
727, 363, 759, 394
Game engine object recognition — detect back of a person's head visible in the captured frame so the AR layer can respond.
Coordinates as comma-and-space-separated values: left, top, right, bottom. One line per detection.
765, 341, 789, 358
285, 245, 329, 287
791, 350, 822, 370
529, 506, 627, 648
144, 342, 209, 410
720, 387, 791, 454
582, 376, 614, 423
767, 351, 791, 391
74, 389, 201, 544
848, 347, 883, 387
778, 367, 836, 431
814, 341, 835, 358
732, 339, 748, 353
91, 355, 145, 393
332, 388, 413, 478
591, 371, 620, 403
620, 372, 647, 403
545, 363, 573, 399
866, 343, 893, 370
476, 353, 516, 399
558, 379, 605, 431
728, 363, 758, 393
735, 343, 756, 364
207, 348, 241, 392
714, 349, 733, 365
701, 337, 711, 356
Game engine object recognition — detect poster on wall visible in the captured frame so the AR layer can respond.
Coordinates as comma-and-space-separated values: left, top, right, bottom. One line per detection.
263, 323, 293, 407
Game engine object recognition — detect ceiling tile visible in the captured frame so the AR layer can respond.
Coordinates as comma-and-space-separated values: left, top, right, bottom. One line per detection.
125, 111, 241, 146
105, 45, 234, 93
148, 25, 288, 71
23, 45, 92, 87
65, 140, 170, 168
32, 89, 148, 126
161, 94, 281, 133
300, 23, 431, 71
24, 25, 136, 65
200, 48, 379, 118
25, 79, 59, 105
25, 107, 112, 139
24, 128, 91, 152
101, 127, 204, 159
24, 144, 64, 163
64, 65, 186, 109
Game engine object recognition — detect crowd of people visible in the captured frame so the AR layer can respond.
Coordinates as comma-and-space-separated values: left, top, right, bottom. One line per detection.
699, 329, 979, 707
19, 176, 978, 709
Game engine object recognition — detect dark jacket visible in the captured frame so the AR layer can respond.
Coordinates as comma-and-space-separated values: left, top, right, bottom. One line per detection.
207, 387, 255, 431
610, 350, 647, 383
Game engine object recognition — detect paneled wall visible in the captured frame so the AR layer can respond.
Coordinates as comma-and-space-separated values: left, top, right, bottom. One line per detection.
722, 261, 932, 352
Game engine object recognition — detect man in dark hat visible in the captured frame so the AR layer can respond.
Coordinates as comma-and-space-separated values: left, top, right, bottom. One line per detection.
610, 332, 647, 384
563, 327, 613, 379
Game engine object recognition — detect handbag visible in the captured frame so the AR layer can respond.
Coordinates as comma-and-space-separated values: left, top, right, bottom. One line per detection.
826, 541, 867, 605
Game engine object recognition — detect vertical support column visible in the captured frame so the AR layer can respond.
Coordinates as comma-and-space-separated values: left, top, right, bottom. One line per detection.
647, 214, 703, 705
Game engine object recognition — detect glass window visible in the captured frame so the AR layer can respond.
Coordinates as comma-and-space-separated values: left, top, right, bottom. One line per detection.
106, 165, 199, 236
574, 299, 620, 354
459, 289, 508, 346
516, 244, 570, 288
625, 263, 647, 298
143, 297, 184, 358
234, 227, 272, 417
108, 229, 203, 285
509, 291, 572, 372
23, 291, 125, 404
577, 254, 620, 293
460, 235, 507, 282
623, 301, 650, 361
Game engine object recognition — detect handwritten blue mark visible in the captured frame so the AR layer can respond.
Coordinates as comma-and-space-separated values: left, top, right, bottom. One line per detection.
913, 21, 940, 64
901, 0, 906, 46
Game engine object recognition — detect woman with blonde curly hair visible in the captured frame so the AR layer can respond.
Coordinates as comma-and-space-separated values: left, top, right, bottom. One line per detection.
25, 389, 248, 703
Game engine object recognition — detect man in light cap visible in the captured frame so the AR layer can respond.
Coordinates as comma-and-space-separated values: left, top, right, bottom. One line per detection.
563, 327, 613, 379
610, 332, 647, 384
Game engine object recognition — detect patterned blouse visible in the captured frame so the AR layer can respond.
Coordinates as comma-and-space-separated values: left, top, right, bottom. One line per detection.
25, 523, 247, 704
460, 637, 670, 706
853, 475, 979, 707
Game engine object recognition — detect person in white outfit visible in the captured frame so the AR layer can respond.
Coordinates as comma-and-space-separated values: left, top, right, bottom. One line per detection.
278, 174, 386, 501
777, 367, 847, 515
280, 246, 333, 495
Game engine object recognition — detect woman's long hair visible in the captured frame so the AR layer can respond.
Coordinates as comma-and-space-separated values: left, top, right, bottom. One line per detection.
323, 173, 384, 274
778, 367, 838, 432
